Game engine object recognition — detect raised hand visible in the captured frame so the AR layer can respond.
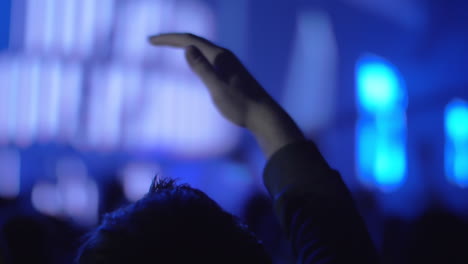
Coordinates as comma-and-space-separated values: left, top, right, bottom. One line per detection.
149, 33, 272, 129
149, 33, 304, 157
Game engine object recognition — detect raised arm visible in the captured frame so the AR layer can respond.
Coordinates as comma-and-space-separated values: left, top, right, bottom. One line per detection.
149, 33, 378, 263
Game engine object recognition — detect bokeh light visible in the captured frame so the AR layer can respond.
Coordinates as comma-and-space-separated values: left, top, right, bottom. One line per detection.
445, 99, 468, 187
357, 56, 405, 114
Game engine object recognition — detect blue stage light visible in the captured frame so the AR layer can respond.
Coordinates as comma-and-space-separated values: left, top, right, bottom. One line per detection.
356, 55, 406, 192
445, 99, 468, 187
357, 118, 406, 191
445, 100, 468, 141
374, 138, 406, 189
357, 56, 404, 114
453, 151, 468, 186
356, 120, 376, 186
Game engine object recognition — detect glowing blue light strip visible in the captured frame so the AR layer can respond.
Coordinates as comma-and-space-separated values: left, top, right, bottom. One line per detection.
356, 56, 404, 114
356, 55, 407, 191
445, 99, 468, 187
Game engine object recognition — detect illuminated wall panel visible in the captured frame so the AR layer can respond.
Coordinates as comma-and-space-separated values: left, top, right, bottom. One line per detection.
3, 0, 239, 157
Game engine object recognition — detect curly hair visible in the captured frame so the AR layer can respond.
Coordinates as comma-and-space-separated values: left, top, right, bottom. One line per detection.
76, 178, 271, 264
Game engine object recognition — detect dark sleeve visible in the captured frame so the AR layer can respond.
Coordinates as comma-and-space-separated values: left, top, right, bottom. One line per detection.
263, 140, 379, 264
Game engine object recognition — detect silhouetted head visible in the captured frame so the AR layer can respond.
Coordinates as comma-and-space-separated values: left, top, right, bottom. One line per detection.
76, 178, 271, 264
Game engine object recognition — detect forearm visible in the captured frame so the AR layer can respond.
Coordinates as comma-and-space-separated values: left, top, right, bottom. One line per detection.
251, 101, 378, 263
247, 98, 305, 159
262, 142, 379, 263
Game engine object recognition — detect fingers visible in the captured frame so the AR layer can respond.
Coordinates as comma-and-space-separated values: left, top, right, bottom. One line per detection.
149, 33, 225, 64
149, 33, 248, 83
184, 46, 224, 92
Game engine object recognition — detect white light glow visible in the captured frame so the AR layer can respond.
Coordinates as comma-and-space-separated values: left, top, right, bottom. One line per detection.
121, 163, 161, 202
283, 10, 337, 133
0, 149, 21, 198
56, 157, 99, 225
32, 182, 62, 217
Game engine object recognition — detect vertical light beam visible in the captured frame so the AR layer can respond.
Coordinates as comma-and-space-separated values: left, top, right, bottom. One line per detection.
356, 55, 407, 191
283, 10, 337, 133
445, 99, 468, 187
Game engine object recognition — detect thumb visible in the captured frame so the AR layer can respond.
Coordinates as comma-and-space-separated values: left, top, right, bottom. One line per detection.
185, 46, 223, 89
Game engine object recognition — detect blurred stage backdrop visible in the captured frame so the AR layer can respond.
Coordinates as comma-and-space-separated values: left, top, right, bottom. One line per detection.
0, 0, 467, 263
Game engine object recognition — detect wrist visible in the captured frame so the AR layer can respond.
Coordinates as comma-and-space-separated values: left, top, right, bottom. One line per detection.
247, 100, 305, 158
